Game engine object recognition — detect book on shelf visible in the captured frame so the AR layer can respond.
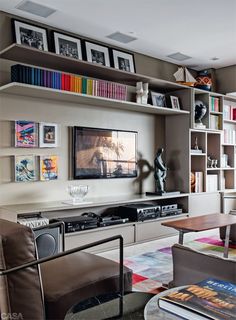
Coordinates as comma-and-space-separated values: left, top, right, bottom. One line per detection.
211, 97, 220, 112
194, 171, 204, 193
11, 64, 128, 101
223, 104, 236, 121
158, 278, 236, 320
18, 214, 49, 228
210, 114, 220, 130
206, 174, 218, 192
223, 129, 236, 144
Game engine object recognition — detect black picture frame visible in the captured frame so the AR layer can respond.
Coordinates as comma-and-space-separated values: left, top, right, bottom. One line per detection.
72, 126, 137, 179
53, 31, 82, 60
12, 19, 48, 51
84, 41, 111, 67
150, 91, 167, 108
111, 49, 136, 73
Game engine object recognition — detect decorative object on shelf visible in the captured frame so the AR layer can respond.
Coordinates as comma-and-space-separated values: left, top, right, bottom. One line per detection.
150, 91, 166, 108
53, 32, 82, 60
39, 122, 59, 148
13, 20, 48, 51
191, 137, 203, 153
194, 100, 207, 128
170, 96, 180, 109
190, 172, 196, 192
84, 41, 110, 67
72, 126, 137, 179
221, 154, 229, 168
154, 148, 167, 194
15, 120, 38, 148
136, 82, 149, 104
173, 66, 196, 87
207, 156, 218, 168
15, 155, 36, 182
195, 70, 212, 91
111, 49, 135, 73
66, 184, 89, 204
40, 155, 58, 181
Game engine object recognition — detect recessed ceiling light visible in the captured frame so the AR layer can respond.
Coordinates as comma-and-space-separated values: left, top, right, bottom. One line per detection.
16, 0, 56, 18
211, 57, 219, 61
106, 32, 137, 44
167, 52, 192, 61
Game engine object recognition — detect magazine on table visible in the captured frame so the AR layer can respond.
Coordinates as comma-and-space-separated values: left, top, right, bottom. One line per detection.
158, 278, 236, 320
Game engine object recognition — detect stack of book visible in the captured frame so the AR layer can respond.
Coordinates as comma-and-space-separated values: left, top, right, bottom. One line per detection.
210, 114, 220, 130
223, 129, 236, 144
18, 214, 49, 228
211, 97, 220, 112
223, 104, 236, 121
158, 278, 236, 320
11, 64, 128, 101
206, 174, 218, 192
194, 171, 204, 193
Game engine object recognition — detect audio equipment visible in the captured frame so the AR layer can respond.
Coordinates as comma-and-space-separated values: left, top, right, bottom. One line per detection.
33, 226, 60, 259
118, 203, 161, 221
99, 216, 129, 227
56, 216, 98, 233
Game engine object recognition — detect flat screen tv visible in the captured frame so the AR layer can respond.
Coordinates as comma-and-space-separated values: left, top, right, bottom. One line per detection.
72, 126, 137, 179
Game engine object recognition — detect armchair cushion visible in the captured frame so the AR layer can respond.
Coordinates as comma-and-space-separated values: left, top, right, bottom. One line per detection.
0, 220, 44, 320
41, 252, 132, 319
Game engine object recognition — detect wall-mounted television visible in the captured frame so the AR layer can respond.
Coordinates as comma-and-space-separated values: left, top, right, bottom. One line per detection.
72, 126, 137, 179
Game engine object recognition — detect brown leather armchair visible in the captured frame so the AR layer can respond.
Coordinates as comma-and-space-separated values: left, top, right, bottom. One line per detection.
0, 219, 132, 320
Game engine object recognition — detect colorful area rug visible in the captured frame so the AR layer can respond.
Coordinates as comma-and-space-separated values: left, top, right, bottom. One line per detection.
123, 236, 236, 293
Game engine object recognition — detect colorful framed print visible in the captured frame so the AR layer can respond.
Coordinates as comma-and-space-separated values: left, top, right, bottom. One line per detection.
15, 155, 36, 182
39, 122, 58, 148
84, 41, 110, 67
170, 95, 181, 109
15, 120, 38, 148
112, 49, 135, 73
53, 32, 82, 60
40, 155, 58, 181
150, 91, 167, 108
13, 20, 48, 51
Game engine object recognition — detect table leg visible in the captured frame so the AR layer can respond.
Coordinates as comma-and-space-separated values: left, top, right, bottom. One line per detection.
223, 225, 231, 258
179, 231, 184, 244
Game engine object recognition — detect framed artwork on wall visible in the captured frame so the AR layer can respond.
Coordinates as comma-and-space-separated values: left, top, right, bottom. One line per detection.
84, 41, 110, 67
15, 155, 36, 182
150, 91, 167, 108
15, 120, 38, 148
40, 155, 59, 181
112, 49, 135, 73
39, 122, 59, 148
13, 20, 48, 51
170, 95, 180, 109
53, 32, 82, 60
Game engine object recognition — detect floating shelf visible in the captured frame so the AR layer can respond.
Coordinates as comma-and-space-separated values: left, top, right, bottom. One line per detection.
0, 83, 190, 116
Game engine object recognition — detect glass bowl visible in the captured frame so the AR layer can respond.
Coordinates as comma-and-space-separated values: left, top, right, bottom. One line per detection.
67, 184, 89, 204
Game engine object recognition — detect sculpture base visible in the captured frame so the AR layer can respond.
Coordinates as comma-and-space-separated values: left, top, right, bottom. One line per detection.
194, 123, 206, 129
146, 191, 180, 196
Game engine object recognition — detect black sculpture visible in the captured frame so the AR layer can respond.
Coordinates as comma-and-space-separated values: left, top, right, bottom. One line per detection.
194, 100, 207, 126
154, 148, 167, 194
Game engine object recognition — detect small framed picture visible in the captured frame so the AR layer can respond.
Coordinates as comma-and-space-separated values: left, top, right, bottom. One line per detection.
53, 32, 82, 60
150, 91, 167, 108
84, 41, 110, 67
39, 122, 59, 148
13, 20, 48, 51
15, 120, 38, 148
15, 155, 36, 182
112, 49, 135, 73
170, 96, 180, 109
40, 155, 59, 181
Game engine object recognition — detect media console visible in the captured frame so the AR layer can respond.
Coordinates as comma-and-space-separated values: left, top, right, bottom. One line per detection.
0, 193, 189, 253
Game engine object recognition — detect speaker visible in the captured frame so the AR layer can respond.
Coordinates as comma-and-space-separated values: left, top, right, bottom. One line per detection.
33, 227, 60, 259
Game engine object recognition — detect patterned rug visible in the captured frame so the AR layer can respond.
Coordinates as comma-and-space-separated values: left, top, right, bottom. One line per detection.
123, 236, 236, 293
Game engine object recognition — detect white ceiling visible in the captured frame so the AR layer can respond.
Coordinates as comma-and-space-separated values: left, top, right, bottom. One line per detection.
0, 0, 236, 70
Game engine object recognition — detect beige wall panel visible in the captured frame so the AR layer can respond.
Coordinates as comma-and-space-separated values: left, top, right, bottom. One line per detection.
189, 193, 221, 216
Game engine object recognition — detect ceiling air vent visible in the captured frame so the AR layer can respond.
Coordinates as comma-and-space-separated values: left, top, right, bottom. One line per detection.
106, 32, 137, 44
167, 52, 192, 61
16, 0, 56, 18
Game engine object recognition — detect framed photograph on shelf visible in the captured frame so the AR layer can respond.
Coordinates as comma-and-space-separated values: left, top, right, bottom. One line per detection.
150, 91, 166, 108
15, 120, 38, 148
170, 96, 180, 109
53, 32, 82, 60
84, 41, 110, 67
40, 155, 59, 181
13, 20, 48, 51
111, 49, 135, 73
39, 122, 59, 148
15, 155, 36, 182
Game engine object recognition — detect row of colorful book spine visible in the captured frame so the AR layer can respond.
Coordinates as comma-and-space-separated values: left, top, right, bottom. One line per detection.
223, 104, 236, 120
223, 129, 236, 144
210, 96, 220, 112
11, 64, 128, 101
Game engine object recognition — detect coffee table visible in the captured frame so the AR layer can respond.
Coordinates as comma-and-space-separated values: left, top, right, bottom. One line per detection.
162, 213, 236, 258
65, 291, 154, 319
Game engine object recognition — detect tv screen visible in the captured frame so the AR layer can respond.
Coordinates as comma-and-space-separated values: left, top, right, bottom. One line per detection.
72, 126, 137, 179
